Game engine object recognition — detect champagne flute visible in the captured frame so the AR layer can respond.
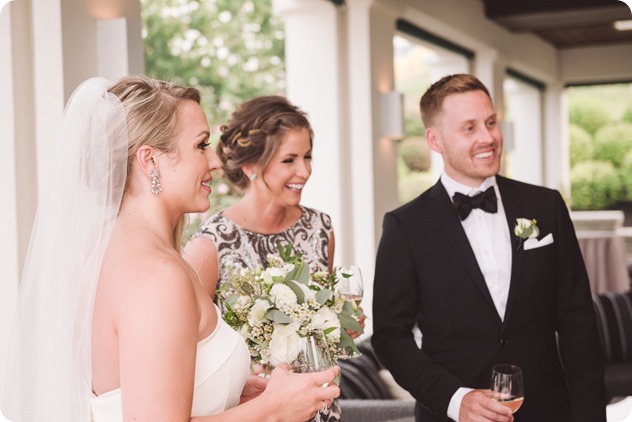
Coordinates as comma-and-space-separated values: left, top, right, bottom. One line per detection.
288, 331, 337, 422
336, 265, 364, 307
490, 364, 525, 414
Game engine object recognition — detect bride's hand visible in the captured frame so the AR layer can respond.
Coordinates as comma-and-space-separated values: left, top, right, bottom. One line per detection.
239, 374, 268, 404
263, 364, 340, 421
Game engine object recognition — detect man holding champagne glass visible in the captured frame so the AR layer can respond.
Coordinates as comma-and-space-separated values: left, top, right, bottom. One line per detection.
372, 74, 606, 421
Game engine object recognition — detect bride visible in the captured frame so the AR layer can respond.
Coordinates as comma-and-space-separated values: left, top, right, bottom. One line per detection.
1, 75, 339, 421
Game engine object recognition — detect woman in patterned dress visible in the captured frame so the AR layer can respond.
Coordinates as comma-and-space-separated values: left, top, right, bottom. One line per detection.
184, 96, 342, 422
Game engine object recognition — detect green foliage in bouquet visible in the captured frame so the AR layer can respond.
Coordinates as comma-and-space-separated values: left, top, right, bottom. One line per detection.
219, 244, 364, 365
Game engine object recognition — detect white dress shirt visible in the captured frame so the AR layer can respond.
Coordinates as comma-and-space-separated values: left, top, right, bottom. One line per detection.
440, 174, 512, 421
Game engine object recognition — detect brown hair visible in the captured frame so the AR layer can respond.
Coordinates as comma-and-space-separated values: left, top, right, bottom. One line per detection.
217, 95, 313, 190
419, 74, 491, 128
108, 75, 201, 251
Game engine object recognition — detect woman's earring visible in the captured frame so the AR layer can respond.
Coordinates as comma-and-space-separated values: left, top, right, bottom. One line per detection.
150, 168, 162, 194
248, 173, 257, 182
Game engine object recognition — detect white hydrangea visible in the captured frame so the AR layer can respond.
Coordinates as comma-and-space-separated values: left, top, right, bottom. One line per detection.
248, 299, 272, 326
270, 283, 298, 310
310, 307, 341, 344
268, 322, 301, 366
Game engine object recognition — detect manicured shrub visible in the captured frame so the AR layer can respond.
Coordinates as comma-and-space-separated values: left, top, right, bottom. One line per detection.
622, 99, 632, 125
620, 151, 632, 202
398, 136, 430, 172
569, 97, 611, 136
570, 160, 622, 210
569, 124, 593, 167
593, 122, 632, 168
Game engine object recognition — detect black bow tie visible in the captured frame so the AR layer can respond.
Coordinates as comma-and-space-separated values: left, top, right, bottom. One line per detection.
452, 186, 498, 220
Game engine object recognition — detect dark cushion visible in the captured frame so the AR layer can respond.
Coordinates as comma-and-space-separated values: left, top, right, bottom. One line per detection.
604, 361, 632, 398
338, 339, 391, 400
592, 290, 632, 363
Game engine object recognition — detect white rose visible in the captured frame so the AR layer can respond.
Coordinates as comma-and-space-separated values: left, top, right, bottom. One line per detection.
310, 307, 341, 343
268, 322, 301, 366
270, 283, 298, 309
514, 218, 539, 239
248, 299, 272, 326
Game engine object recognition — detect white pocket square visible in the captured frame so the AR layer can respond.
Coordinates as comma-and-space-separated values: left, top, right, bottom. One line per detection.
523, 233, 554, 251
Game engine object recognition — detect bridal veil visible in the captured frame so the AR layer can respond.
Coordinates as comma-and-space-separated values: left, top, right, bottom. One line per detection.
2, 78, 128, 421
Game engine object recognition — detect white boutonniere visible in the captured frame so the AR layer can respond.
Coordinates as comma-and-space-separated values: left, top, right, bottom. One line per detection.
514, 218, 539, 239
514, 218, 539, 250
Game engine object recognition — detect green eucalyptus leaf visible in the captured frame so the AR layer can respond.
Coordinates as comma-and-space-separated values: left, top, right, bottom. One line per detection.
338, 313, 363, 334
285, 280, 305, 304
315, 288, 331, 305
265, 309, 294, 324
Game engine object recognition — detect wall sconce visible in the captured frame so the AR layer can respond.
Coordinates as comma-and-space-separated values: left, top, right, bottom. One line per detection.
379, 91, 405, 141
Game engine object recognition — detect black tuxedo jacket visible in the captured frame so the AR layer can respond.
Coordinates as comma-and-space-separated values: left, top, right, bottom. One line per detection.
372, 176, 606, 422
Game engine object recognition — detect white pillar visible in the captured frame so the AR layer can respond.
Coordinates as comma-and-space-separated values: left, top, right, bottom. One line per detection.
273, 0, 349, 267
0, 2, 20, 405
505, 80, 543, 185
544, 84, 568, 193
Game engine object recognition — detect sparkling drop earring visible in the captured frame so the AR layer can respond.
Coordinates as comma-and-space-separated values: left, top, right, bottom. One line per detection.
150, 159, 162, 194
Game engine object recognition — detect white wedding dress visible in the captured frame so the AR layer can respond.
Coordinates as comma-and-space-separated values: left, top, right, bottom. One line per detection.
91, 305, 250, 421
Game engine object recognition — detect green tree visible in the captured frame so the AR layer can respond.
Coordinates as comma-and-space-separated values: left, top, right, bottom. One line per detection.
141, 0, 286, 221
142, 0, 285, 130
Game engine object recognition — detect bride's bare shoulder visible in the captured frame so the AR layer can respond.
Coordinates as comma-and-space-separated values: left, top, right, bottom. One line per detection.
99, 239, 196, 308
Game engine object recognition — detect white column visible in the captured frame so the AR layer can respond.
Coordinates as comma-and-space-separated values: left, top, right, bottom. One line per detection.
273, 0, 349, 267
32, 0, 65, 196
0, 2, 20, 405
505, 81, 543, 185
543, 84, 568, 193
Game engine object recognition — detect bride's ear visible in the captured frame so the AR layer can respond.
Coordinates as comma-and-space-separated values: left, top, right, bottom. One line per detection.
136, 145, 156, 178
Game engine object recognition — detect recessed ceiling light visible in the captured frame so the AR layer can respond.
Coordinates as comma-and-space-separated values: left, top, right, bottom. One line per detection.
613, 20, 632, 31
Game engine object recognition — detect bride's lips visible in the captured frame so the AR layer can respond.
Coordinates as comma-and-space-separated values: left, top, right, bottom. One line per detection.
202, 178, 212, 193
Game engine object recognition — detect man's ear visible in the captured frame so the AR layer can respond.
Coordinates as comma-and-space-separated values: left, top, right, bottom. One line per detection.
136, 145, 155, 178
426, 127, 442, 154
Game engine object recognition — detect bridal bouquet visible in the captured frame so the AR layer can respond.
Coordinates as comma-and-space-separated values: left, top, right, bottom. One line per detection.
219, 244, 364, 365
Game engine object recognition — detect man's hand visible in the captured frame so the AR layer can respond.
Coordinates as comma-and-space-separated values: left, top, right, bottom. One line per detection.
459, 389, 513, 422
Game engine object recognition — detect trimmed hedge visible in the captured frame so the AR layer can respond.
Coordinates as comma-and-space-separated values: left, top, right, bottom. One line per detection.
569, 124, 594, 167
570, 160, 623, 210
621, 151, 632, 202
398, 137, 430, 172
569, 97, 611, 136
593, 122, 632, 168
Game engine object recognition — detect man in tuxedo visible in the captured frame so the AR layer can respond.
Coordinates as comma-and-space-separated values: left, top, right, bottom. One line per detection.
372, 74, 606, 422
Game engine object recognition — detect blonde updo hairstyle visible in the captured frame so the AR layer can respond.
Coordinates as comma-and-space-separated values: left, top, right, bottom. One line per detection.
108, 75, 201, 251
217, 95, 313, 191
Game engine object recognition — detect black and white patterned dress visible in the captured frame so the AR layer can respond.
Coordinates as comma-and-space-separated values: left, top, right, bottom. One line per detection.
195, 205, 341, 422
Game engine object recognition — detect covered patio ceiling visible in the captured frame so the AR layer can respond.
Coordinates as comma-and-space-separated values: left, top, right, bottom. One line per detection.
479, 0, 632, 49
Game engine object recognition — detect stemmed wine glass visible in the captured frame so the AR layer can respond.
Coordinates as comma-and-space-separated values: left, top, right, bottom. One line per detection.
490, 364, 525, 414
287, 330, 337, 422
336, 265, 364, 307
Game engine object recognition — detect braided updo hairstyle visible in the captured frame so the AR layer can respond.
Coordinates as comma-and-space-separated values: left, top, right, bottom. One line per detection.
217, 96, 313, 190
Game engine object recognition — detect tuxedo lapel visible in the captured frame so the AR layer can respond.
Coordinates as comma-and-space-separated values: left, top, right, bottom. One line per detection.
497, 176, 525, 331
428, 181, 497, 313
